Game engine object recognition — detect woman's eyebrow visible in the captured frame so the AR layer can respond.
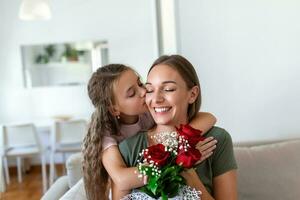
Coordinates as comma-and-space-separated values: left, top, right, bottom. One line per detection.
145, 80, 177, 85
162, 81, 177, 84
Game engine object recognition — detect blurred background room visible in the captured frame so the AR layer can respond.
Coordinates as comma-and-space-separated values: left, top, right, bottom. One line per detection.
1, 0, 300, 199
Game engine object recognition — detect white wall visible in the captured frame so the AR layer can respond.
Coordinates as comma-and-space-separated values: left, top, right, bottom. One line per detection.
1, 0, 299, 144
0, 0, 158, 123
176, 0, 300, 142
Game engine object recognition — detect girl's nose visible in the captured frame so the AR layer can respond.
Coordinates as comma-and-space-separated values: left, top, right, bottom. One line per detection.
139, 86, 146, 98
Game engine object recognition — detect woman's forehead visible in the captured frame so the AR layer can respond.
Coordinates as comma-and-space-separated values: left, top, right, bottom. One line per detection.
147, 64, 184, 84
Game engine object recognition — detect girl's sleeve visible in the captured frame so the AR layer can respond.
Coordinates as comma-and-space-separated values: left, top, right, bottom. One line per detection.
102, 135, 118, 152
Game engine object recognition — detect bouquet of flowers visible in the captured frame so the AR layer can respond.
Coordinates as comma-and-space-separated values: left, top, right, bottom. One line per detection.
136, 124, 205, 200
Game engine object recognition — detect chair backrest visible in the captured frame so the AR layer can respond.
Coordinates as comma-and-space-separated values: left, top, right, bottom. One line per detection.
54, 119, 87, 145
2, 123, 40, 149
0, 126, 4, 155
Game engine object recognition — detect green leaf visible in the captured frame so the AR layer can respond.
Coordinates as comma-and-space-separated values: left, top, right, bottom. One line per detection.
165, 182, 180, 197
161, 190, 168, 200
139, 158, 186, 199
160, 166, 176, 179
148, 176, 159, 195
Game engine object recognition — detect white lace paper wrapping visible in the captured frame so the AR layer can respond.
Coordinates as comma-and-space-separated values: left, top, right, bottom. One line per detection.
121, 185, 201, 200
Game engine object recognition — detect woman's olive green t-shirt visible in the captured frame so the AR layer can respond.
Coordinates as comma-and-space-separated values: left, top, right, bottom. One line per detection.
118, 126, 237, 194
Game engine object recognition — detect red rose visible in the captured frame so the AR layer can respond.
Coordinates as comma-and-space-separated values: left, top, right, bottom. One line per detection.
177, 124, 205, 147
176, 148, 201, 168
144, 144, 170, 167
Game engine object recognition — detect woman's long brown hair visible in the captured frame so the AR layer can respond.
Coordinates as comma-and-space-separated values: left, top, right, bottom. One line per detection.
82, 64, 130, 200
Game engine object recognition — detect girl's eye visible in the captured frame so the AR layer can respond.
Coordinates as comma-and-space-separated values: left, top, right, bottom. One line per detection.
128, 91, 136, 97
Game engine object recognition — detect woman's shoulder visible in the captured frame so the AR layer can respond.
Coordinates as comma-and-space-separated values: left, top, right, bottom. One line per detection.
119, 130, 147, 145
204, 126, 232, 143
118, 131, 148, 167
204, 126, 237, 176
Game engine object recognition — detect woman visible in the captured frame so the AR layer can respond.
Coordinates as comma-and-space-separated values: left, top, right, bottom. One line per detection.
118, 55, 238, 199
82, 64, 218, 200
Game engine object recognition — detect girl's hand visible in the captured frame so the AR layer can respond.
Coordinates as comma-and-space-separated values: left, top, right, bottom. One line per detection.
180, 168, 198, 181
195, 137, 217, 165
135, 162, 149, 185
142, 175, 148, 185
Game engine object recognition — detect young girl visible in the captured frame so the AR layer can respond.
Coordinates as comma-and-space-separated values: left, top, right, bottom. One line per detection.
82, 64, 218, 200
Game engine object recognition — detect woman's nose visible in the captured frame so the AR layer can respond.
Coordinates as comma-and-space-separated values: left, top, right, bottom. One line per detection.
153, 90, 164, 103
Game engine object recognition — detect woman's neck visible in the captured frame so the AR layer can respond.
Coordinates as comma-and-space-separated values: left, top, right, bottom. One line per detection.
154, 116, 188, 132
152, 125, 177, 133
147, 125, 177, 146
147, 118, 189, 146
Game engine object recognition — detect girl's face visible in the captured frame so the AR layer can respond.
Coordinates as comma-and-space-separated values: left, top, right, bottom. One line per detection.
112, 69, 148, 117
145, 64, 198, 126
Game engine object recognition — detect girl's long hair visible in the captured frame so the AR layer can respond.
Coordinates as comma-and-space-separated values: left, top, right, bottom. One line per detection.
82, 64, 130, 200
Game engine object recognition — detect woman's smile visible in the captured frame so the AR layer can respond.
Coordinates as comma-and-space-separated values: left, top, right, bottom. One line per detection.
154, 107, 172, 113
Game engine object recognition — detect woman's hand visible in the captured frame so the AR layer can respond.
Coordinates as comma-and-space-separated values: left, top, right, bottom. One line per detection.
195, 137, 217, 164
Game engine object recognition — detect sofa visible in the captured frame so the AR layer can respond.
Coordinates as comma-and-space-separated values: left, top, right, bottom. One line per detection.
42, 138, 300, 200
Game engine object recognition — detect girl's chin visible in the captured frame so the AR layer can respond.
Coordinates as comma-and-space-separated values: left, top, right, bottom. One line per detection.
137, 106, 148, 114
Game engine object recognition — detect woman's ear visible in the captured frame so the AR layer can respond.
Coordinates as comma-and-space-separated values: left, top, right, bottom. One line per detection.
188, 86, 199, 104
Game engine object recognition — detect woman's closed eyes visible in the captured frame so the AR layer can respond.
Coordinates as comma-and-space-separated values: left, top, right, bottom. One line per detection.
145, 86, 176, 94
164, 88, 175, 92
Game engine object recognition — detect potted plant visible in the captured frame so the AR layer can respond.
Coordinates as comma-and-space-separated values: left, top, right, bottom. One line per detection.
35, 44, 56, 64
62, 44, 79, 62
